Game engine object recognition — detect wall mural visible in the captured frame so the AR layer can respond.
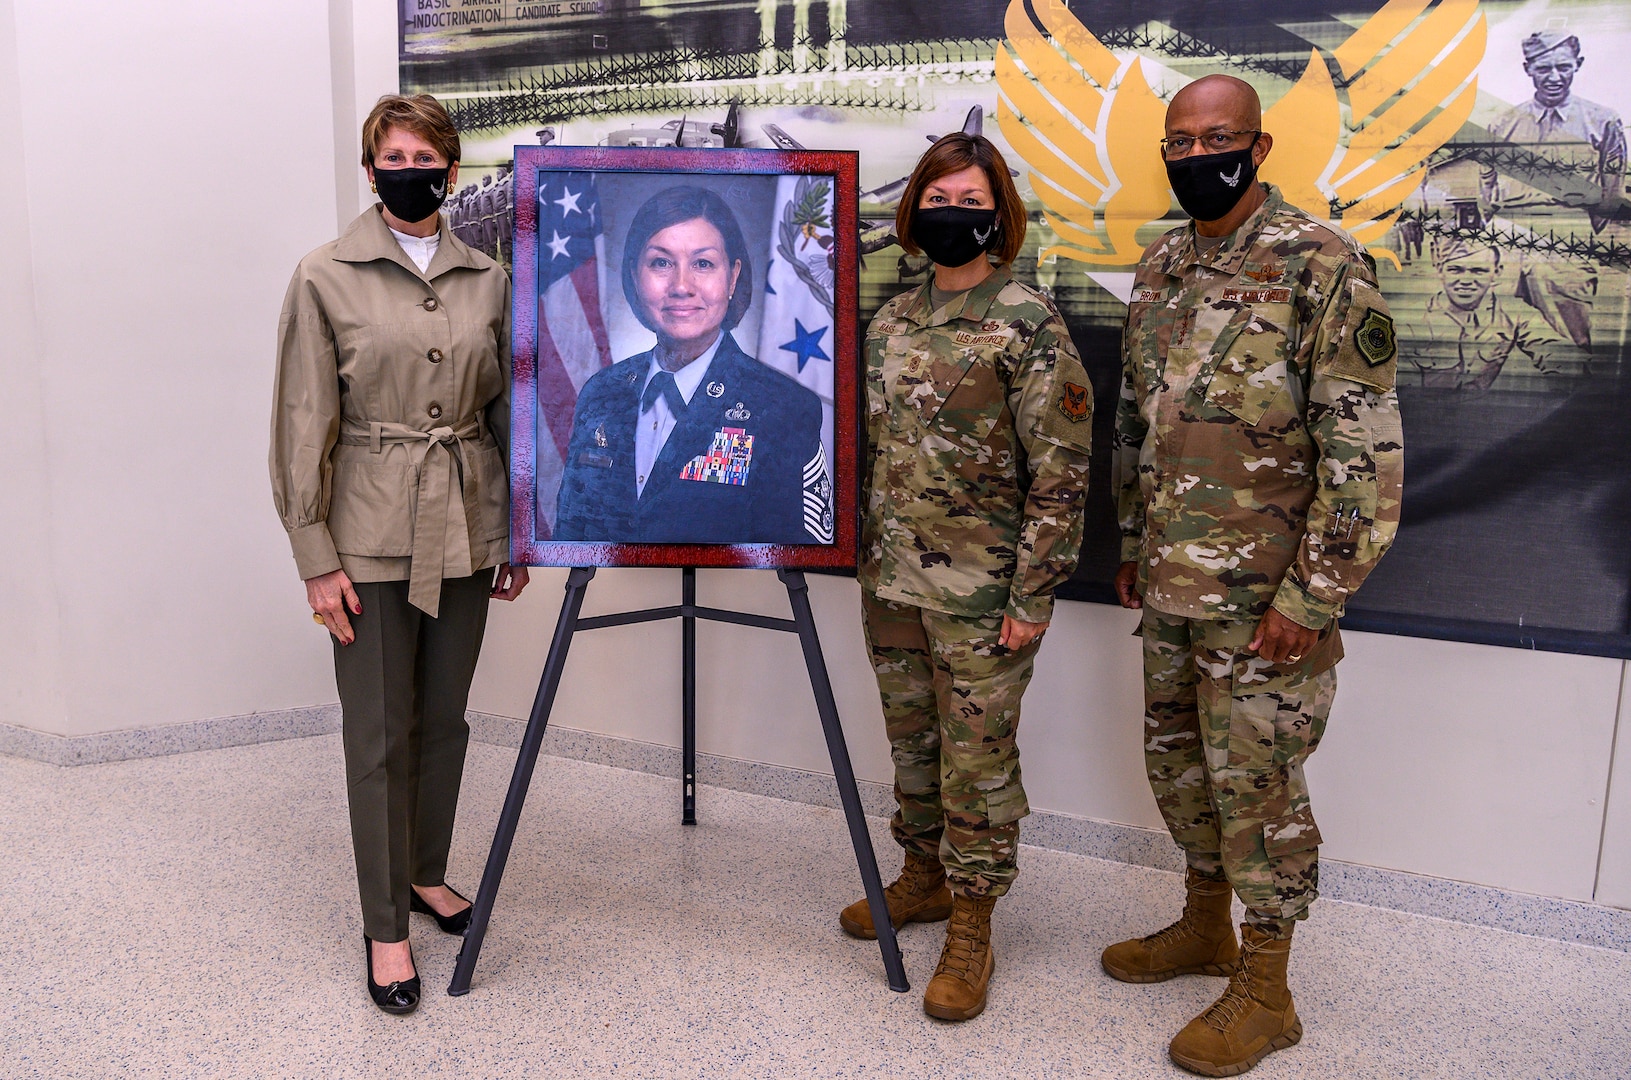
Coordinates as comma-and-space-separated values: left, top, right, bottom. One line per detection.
401, 0, 1631, 657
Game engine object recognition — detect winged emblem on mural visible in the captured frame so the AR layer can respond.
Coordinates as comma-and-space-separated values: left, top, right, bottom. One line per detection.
997, 0, 1488, 270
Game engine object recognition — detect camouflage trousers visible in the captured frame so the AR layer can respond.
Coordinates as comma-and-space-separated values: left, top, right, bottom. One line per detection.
1141, 608, 1337, 923
861, 591, 1039, 899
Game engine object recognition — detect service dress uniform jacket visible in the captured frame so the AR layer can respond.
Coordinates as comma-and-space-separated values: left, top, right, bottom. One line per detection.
271, 205, 512, 617
857, 267, 1093, 899
554, 332, 833, 544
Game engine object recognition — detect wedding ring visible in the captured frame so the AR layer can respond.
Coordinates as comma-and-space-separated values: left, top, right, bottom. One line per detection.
313, 612, 325, 625
1287, 652, 1304, 662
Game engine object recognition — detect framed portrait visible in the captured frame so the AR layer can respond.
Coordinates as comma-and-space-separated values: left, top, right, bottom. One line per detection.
508, 146, 860, 570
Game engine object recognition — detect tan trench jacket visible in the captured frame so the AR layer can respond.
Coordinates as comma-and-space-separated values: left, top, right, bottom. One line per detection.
271, 206, 512, 617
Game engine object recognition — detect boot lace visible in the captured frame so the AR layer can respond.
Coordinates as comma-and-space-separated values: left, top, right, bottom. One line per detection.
1201, 978, 1256, 1031
1140, 911, 1196, 949
885, 862, 940, 906
934, 909, 988, 981
1201, 930, 1274, 1030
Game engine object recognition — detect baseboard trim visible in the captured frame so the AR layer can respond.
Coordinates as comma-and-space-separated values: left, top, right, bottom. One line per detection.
0, 706, 342, 767
5, 706, 1628, 952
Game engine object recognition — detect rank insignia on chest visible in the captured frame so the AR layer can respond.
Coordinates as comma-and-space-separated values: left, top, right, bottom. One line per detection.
681, 426, 753, 485
1058, 381, 1090, 422
1356, 308, 1397, 366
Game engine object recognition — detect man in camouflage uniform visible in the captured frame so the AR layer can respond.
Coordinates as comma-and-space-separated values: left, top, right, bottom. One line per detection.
1107, 75, 1404, 1076
848, 259, 1093, 1019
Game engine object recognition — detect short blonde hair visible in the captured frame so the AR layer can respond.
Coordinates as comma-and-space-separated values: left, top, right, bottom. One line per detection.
360, 94, 461, 167
895, 133, 1026, 265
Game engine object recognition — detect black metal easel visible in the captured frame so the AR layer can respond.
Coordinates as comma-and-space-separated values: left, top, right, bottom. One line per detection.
447, 566, 910, 995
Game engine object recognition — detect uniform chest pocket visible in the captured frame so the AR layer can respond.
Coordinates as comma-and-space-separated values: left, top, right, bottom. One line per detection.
867, 335, 912, 417
1202, 308, 1294, 427
905, 353, 1005, 447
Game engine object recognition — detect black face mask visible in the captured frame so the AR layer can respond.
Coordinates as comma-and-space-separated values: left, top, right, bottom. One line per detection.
373, 165, 451, 224
910, 207, 999, 268
1164, 140, 1259, 223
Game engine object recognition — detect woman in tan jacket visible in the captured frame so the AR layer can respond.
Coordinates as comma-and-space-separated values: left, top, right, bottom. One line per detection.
270, 94, 528, 1015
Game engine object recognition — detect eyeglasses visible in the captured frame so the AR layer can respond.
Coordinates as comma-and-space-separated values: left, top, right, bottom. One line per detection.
1159, 130, 1261, 159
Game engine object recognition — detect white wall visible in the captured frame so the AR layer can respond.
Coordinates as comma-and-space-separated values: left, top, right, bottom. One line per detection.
0, 0, 351, 734
1, 0, 1628, 912
0, 0, 63, 731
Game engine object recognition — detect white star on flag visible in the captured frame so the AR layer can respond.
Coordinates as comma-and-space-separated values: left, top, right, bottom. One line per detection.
547, 230, 571, 259
555, 186, 582, 216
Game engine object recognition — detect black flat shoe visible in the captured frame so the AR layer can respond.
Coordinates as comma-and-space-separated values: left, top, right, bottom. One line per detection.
411, 885, 473, 936
364, 936, 420, 1015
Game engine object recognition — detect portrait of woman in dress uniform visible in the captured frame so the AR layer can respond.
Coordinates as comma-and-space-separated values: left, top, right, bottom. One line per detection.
553, 183, 833, 545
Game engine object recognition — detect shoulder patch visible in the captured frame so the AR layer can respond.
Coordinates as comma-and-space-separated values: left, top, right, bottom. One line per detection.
1355, 308, 1396, 367
1321, 281, 1397, 393
1058, 381, 1091, 422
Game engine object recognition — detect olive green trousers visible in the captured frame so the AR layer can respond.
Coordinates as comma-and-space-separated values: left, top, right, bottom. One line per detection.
332, 570, 493, 942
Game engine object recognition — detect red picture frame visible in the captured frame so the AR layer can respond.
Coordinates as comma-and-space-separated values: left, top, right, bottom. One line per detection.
509, 145, 860, 570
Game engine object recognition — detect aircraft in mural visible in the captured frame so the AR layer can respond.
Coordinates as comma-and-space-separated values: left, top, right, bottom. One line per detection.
602, 103, 745, 148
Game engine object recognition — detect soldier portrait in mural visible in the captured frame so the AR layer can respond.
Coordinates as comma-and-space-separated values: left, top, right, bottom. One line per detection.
402, 0, 1631, 650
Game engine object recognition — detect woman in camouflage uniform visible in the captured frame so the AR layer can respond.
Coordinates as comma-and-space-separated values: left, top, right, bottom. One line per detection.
840, 133, 1095, 1020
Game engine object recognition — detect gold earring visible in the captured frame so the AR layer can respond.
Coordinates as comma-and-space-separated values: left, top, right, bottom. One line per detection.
370, 181, 377, 193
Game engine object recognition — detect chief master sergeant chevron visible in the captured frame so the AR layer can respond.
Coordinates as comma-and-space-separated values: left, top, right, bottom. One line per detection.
1104, 75, 1404, 1077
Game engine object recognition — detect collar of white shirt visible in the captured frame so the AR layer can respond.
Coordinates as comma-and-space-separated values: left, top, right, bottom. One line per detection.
387, 224, 440, 274
641, 333, 726, 411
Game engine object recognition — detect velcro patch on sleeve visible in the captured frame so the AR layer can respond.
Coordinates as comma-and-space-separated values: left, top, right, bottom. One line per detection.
1037, 372, 1095, 452
1322, 280, 1397, 393
1057, 381, 1091, 422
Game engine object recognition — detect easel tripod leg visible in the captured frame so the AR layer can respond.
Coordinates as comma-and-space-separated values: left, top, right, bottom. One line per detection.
682, 567, 697, 825
448, 565, 596, 996
778, 570, 910, 993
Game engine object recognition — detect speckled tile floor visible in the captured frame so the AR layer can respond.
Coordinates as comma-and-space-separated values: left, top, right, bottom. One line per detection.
3, 736, 1628, 1080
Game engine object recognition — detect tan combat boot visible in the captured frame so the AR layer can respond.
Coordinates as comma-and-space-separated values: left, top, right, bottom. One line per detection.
838, 851, 953, 939
922, 893, 997, 1021
1101, 869, 1241, 983
1167, 923, 1302, 1076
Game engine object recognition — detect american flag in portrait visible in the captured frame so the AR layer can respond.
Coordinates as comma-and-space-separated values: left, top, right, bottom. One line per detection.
534, 171, 612, 538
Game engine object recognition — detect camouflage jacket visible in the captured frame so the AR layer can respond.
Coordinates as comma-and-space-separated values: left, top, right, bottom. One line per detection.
860, 268, 1094, 623
1112, 185, 1405, 629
